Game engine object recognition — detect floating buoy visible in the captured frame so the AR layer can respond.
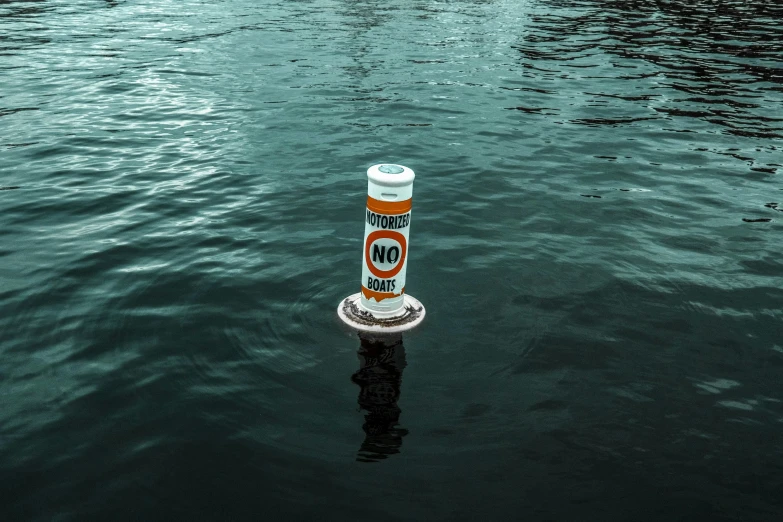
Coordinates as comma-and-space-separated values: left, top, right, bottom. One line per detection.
338, 164, 425, 333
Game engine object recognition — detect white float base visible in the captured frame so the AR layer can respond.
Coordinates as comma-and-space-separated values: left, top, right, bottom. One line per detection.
337, 293, 425, 334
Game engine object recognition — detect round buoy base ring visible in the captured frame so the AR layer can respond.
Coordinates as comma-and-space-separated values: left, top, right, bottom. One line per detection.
337, 293, 425, 334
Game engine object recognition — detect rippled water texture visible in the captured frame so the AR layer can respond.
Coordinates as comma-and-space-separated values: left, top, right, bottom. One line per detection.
1, 0, 782, 520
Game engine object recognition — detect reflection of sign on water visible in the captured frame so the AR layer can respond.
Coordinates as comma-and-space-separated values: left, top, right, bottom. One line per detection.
351, 334, 408, 463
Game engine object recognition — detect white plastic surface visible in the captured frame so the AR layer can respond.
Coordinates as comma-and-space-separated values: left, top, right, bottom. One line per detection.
360, 164, 415, 314
367, 164, 415, 188
337, 293, 426, 334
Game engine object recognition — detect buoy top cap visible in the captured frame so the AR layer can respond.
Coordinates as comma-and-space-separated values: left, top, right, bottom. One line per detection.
367, 164, 415, 187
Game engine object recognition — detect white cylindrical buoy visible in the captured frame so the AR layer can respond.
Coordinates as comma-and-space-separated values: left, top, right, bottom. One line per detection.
338, 164, 425, 333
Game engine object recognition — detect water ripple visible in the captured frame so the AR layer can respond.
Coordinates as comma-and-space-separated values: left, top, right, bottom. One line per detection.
1, 0, 782, 519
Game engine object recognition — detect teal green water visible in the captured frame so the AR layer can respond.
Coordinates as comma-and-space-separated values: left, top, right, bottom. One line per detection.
1, 0, 782, 520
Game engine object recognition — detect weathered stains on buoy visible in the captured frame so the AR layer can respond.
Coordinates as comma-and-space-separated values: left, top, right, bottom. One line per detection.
342, 297, 423, 329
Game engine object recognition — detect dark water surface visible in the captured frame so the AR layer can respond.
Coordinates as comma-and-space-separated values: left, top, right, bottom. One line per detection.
2, 0, 782, 520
